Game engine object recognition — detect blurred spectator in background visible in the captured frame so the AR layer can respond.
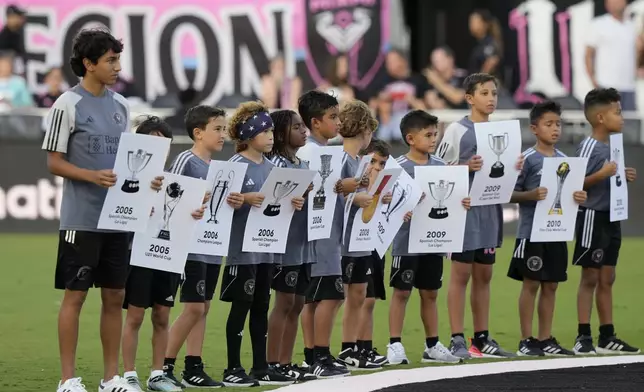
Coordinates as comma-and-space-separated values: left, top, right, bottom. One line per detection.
165, 87, 199, 132
34, 67, 65, 108
260, 54, 301, 110
111, 75, 143, 99
0, 5, 26, 58
424, 46, 467, 109
320, 55, 355, 104
373, 49, 431, 142
0, 51, 33, 109
468, 9, 503, 77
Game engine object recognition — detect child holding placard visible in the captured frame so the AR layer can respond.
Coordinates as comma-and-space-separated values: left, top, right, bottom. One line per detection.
507, 101, 586, 357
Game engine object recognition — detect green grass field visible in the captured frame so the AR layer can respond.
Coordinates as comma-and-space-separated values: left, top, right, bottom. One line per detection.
2, 234, 644, 392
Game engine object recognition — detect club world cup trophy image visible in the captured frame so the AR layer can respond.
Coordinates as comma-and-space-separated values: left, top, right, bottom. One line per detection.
613, 148, 623, 187
428, 180, 455, 219
488, 132, 509, 178
548, 162, 570, 215
362, 175, 392, 223
207, 170, 234, 224
313, 154, 333, 210
121, 149, 153, 193
263, 180, 299, 217
381, 181, 411, 222
157, 182, 184, 241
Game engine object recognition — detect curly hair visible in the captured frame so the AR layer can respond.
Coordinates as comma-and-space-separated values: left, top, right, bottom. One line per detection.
267, 109, 297, 162
228, 101, 270, 152
339, 100, 378, 138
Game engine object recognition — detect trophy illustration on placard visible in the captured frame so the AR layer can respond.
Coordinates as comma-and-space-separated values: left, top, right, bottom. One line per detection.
157, 182, 184, 240
121, 149, 153, 193
381, 181, 411, 222
548, 162, 570, 215
264, 180, 299, 217
613, 148, 623, 187
428, 180, 455, 219
313, 154, 333, 210
207, 170, 234, 224
362, 175, 392, 223
488, 133, 509, 178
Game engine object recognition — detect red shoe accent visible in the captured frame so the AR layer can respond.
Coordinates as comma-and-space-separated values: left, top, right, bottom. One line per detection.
468, 338, 483, 358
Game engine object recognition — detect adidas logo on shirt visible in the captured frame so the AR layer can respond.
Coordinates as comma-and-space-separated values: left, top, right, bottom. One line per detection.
246, 178, 255, 186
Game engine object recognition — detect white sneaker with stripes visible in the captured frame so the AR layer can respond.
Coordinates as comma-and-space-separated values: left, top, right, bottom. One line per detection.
98, 376, 141, 392
57, 377, 88, 392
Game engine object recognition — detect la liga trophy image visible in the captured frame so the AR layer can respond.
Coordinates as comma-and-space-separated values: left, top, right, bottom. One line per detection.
157, 182, 184, 240
428, 179, 455, 219
488, 132, 509, 178
263, 181, 299, 217
207, 170, 234, 224
613, 148, 623, 187
121, 149, 153, 193
362, 175, 392, 223
548, 162, 570, 215
381, 182, 411, 222
313, 154, 333, 210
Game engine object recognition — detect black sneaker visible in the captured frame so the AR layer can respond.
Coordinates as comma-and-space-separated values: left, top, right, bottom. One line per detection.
249, 366, 295, 386
162, 364, 185, 389
573, 335, 597, 355
280, 364, 316, 382
516, 337, 545, 357
540, 337, 575, 356
222, 367, 259, 388
597, 335, 641, 354
363, 348, 389, 366
181, 363, 224, 388
470, 336, 517, 358
337, 348, 382, 371
311, 356, 350, 379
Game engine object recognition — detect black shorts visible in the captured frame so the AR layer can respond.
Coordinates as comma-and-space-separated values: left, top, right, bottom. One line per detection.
180, 261, 221, 303
450, 247, 497, 265
367, 253, 386, 300
390, 254, 444, 291
341, 255, 373, 284
272, 264, 311, 296
220, 263, 273, 303
55, 230, 130, 291
508, 239, 568, 283
305, 275, 345, 304
573, 208, 621, 268
123, 264, 181, 309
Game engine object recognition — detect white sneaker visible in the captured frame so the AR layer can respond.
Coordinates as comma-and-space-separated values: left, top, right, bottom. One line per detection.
386, 342, 410, 365
99, 376, 140, 392
57, 377, 88, 392
123, 374, 144, 392
422, 341, 463, 364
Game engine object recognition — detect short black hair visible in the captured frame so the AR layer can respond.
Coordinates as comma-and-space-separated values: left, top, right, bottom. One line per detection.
298, 90, 338, 129
583, 88, 621, 120
463, 73, 498, 95
69, 29, 123, 77
360, 138, 390, 158
529, 100, 562, 125
400, 110, 439, 144
134, 116, 173, 139
184, 105, 226, 140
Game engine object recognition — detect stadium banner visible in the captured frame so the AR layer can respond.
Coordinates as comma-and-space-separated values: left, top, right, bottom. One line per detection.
1, 0, 389, 104
4, 141, 644, 237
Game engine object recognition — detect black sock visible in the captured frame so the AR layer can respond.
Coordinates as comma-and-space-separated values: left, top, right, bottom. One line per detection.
473, 330, 489, 345
341, 341, 356, 352
390, 337, 402, 344
226, 301, 251, 370
599, 324, 615, 339
164, 357, 176, 367
249, 299, 270, 371
304, 348, 314, 365
578, 323, 592, 337
451, 333, 464, 339
314, 346, 330, 360
185, 355, 202, 369
425, 337, 439, 348
358, 340, 372, 351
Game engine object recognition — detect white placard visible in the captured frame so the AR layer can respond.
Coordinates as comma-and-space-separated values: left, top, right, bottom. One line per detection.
530, 157, 588, 242
130, 173, 209, 274
190, 160, 248, 256
348, 167, 402, 252
305, 146, 345, 241
243, 167, 317, 253
343, 154, 373, 236
374, 157, 423, 257
469, 120, 522, 206
610, 133, 628, 222
98, 133, 171, 232
409, 165, 469, 253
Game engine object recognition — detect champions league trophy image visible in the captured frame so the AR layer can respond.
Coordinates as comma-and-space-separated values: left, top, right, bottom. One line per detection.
381, 181, 411, 222
264, 180, 299, 217
613, 148, 623, 187
428, 180, 455, 219
207, 170, 234, 224
488, 133, 509, 178
157, 182, 184, 241
549, 162, 570, 216
121, 149, 153, 193
313, 154, 333, 210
